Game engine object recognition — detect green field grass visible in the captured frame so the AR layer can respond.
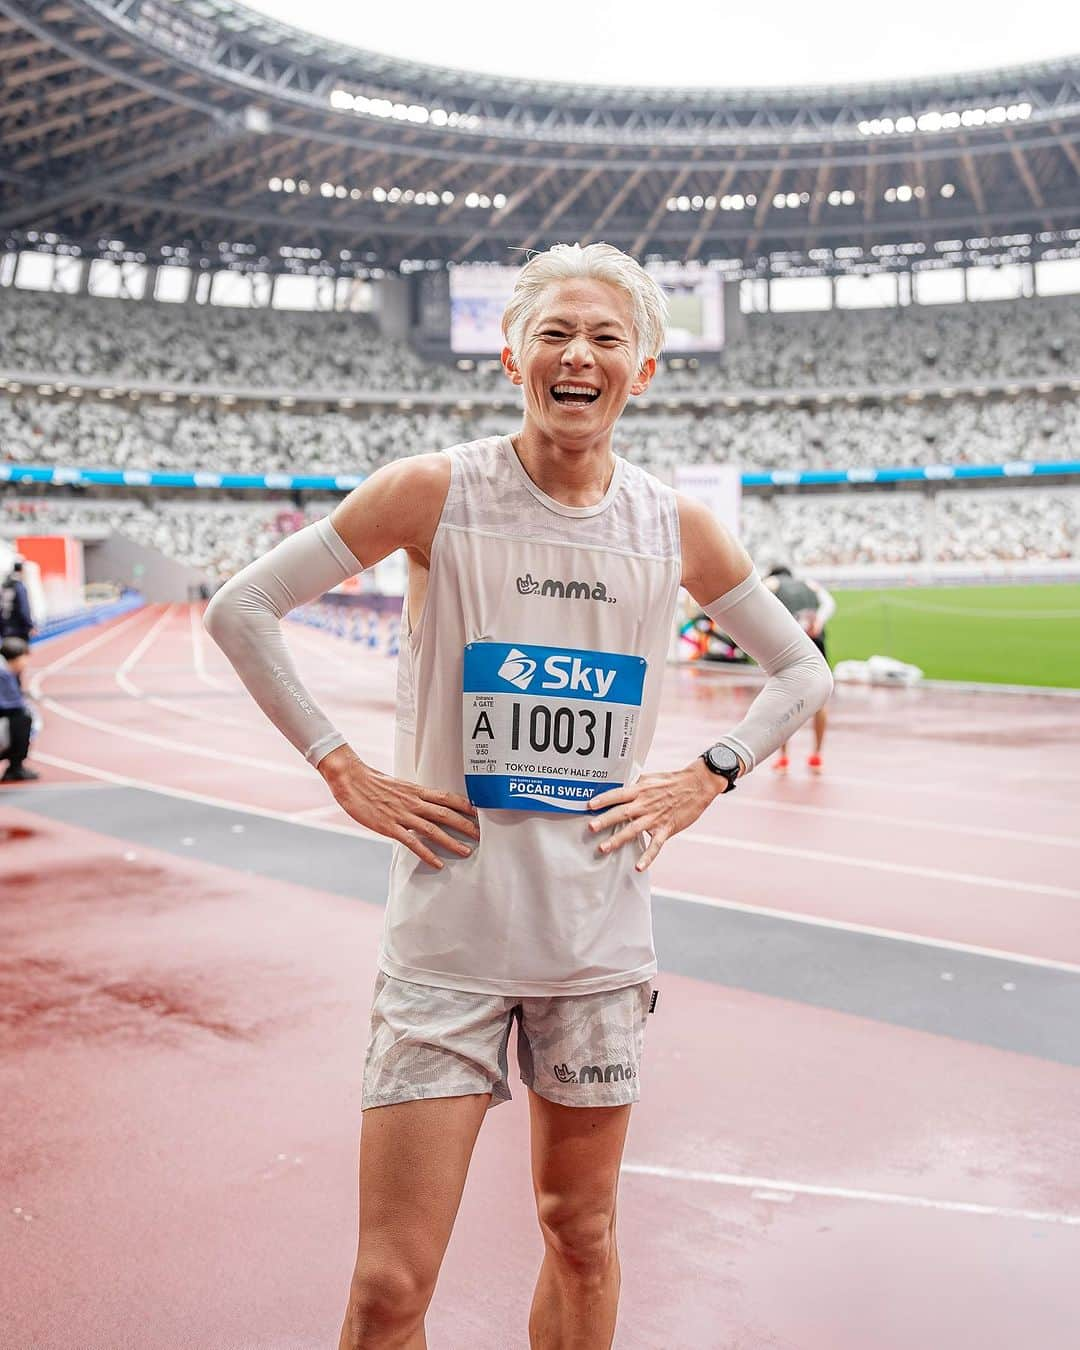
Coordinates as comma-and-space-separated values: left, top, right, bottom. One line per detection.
829, 584, 1080, 688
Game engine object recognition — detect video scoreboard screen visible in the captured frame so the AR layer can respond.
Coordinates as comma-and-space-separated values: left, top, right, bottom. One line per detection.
449, 262, 725, 354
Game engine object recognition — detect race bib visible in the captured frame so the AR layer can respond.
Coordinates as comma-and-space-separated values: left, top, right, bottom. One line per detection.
462, 640, 646, 814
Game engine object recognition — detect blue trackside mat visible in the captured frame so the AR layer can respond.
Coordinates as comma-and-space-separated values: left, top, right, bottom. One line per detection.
462, 640, 646, 813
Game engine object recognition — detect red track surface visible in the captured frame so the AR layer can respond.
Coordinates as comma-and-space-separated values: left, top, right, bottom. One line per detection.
3, 603, 1079, 1349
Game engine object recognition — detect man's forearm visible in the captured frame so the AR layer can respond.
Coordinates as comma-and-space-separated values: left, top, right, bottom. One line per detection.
701, 571, 834, 771
204, 517, 363, 765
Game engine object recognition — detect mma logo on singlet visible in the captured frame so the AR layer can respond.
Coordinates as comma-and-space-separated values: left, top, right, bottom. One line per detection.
516, 573, 617, 604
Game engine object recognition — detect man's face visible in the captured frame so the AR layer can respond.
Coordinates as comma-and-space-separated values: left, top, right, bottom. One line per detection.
6, 654, 28, 676
501, 277, 656, 446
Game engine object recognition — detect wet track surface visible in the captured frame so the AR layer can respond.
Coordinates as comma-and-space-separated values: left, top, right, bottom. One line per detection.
2, 605, 1079, 1348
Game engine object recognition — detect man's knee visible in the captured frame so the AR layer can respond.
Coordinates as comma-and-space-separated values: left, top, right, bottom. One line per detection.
344, 1259, 436, 1338
536, 1192, 617, 1277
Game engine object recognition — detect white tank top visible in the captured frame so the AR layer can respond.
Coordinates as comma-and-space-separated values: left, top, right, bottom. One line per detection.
382, 435, 682, 996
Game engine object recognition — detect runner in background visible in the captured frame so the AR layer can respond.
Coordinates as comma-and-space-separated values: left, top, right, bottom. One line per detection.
765, 565, 835, 772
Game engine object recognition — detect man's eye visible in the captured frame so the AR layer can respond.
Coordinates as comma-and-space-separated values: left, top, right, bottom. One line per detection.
541, 330, 566, 338
595, 335, 619, 343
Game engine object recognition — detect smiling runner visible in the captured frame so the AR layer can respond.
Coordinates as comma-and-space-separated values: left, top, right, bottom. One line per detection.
205, 241, 833, 1350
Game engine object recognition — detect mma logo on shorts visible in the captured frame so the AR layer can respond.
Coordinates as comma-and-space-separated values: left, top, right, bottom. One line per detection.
553, 1061, 636, 1085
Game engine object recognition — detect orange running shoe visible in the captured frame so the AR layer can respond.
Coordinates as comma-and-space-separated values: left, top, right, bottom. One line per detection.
807, 753, 823, 771
772, 755, 790, 772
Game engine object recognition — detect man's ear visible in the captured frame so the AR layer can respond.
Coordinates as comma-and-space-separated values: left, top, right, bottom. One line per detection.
630, 356, 657, 398
501, 346, 523, 386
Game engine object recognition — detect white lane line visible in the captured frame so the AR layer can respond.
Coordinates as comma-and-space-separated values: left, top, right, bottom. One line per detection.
28, 606, 152, 692
669, 831, 1079, 901
621, 1163, 1080, 1226
721, 796, 1080, 851
27, 750, 384, 843
116, 603, 174, 693
1005, 770, 1080, 787
35, 693, 311, 777
823, 770, 1067, 812
117, 604, 254, 728
651, 884, 1080, 975
35, 606, 391, 763
189, 601, 233, 692
25, 751, 1080, 974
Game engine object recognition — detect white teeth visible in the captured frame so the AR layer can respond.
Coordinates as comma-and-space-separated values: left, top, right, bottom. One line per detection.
552, 384, 599, 398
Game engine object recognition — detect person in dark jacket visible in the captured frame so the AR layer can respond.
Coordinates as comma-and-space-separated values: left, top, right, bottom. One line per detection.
0, 637, 38, 782
1, 559, 35, 643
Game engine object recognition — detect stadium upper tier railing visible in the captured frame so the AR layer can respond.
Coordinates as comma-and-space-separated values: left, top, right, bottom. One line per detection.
3, 461, 1079, 493
75, 0, 1080, 149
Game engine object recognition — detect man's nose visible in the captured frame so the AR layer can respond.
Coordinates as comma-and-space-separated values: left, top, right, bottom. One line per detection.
561, 335, 594, 366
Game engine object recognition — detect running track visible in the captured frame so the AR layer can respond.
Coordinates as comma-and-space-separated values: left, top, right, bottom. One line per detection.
2, 603, 1079, 1349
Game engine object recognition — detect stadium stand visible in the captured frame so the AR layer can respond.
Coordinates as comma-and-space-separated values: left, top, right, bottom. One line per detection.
5, 488, 1076, 578
2, 389, 1077, 477
2, 288, 1080, 394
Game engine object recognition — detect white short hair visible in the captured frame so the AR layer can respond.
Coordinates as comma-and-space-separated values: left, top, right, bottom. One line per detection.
501, 242, 668, 370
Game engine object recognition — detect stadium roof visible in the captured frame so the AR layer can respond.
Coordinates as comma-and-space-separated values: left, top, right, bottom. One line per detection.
3, 0, 1080, 276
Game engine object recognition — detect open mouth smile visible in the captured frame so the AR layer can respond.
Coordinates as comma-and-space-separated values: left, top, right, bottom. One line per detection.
550, 383, 601, 406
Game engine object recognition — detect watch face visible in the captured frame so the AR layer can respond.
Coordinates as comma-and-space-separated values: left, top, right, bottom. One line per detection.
707, 745, 740, 776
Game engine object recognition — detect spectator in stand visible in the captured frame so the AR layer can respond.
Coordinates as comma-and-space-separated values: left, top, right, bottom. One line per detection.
765, 565, 835, 773
0, 636, 38, 782
1, 558, 34, 642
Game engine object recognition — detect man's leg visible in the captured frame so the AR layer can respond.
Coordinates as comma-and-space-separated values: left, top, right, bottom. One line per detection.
0, 709, 33, 780
339, 1092, 489, 1350
527, 1092, 631, 1350
808, 706, 827, 769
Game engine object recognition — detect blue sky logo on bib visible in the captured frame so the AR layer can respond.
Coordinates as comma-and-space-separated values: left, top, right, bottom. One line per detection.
497, 648, 537, 690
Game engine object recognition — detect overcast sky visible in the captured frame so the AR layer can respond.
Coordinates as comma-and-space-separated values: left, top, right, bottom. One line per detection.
247, 0, 1080, 88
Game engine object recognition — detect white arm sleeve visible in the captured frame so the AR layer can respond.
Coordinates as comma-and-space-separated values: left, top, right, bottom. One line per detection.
203, 517, 363, 767
702, 570, 834, 773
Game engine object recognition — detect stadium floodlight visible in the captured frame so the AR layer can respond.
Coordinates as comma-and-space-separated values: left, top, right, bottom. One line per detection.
859, 100, 1032, 137
244, 106, 271, 134
940, 183, 956, 198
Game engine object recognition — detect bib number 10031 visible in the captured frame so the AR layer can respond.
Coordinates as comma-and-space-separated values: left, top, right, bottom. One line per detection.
511, 702, 613, 758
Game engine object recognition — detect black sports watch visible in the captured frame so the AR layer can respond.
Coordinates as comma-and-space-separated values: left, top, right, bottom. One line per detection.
700, 743, 742, 793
